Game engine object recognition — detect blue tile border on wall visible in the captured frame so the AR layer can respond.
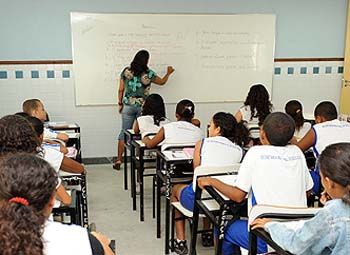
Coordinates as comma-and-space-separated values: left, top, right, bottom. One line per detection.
313, 67, 319, 74
325, 66, 332, 74
300, 67, 307, 74
47, 70, 55, 79
274, 67, 281, 75
0, 71, 7, 79
15, 70, 23, 79
62, 70, 70, 78
31, 70, 39, 78
338, 66, 344, 73
287, 67, 294, 75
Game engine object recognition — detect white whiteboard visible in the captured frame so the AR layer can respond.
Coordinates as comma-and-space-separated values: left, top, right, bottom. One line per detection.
71, 13, 275, 105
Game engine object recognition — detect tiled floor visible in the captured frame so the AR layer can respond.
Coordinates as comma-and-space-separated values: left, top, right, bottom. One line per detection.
86, 164, 213, 255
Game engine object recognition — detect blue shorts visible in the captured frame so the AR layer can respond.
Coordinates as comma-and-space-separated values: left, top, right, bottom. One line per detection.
180, 183, 195, 212
222, 219, 267, 255
118, 104, 141, 140
310, 167, 321, 195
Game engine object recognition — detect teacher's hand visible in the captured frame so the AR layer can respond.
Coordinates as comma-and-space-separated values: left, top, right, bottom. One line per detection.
167, 66, 175, 75
118, 104, 123, 113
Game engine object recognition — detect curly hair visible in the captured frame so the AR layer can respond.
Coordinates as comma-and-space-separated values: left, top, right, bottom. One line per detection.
142, 94, 166, 126
0, 153, 58, 255
244, 84, 273, 126
0, 115, 40, 157
212, 112, 249, 147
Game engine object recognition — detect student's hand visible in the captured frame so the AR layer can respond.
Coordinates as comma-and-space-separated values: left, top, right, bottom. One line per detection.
251, 218, 271, 230
320, 191, 332, 205
118, 104, 123, 113
198, 177, 212, 189
166, 66, 175, 75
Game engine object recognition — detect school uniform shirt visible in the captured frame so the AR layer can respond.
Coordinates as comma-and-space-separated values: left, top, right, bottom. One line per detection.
43, 146, 64, 173
200, 136, 243, 166
162, 121, 203, 150
43, 220, 92, 255
312, 119, 350, 157
239, 106, 260, 139
235, 145, 314, 212
44, 127, 58, 140
294, 122, 312, 142
137, 115, 169, 138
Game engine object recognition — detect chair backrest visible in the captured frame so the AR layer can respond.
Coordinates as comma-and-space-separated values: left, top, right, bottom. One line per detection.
192, 164, 240, 192
248, 204, 321, 226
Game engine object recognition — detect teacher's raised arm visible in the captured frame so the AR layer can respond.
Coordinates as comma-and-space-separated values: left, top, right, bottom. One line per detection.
113, 50, 174, 170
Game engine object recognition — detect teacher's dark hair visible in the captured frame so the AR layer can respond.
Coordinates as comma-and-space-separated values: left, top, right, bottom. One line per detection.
142, 94, 166, 126
130, 50, 150, 76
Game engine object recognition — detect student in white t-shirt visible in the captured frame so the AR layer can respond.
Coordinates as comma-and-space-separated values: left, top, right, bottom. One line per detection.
198, 112, 313, 255
143, 99, 203, 149
134, 93, 169, 138
0, 154, 114, 255
234, 84, 273, 143
22, 98, 69, 143
170, 112, 249, 254
296, 101, 350, 194
285, 100, 312, 142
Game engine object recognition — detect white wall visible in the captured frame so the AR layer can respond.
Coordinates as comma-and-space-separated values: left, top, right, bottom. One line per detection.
0, 61, 342, 157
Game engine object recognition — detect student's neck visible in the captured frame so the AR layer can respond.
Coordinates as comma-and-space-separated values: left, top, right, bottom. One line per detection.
330, 187, 347, 200
178, 118, 190, 122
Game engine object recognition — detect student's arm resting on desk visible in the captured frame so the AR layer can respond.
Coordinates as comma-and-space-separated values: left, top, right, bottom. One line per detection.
295, 128, 315, 152
152, 66, 175, 85
56, 184, 72, 206
57, 132, 69, 142
142, 127, 165, 148
118, 79, 125, 113
198, 177, 247, 203
193, 140, 202, 170
91, 232, 116, 255
60, 156, 85, 174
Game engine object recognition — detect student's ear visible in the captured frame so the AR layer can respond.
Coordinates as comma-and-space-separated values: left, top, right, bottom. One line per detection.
43, 192, 57, 217
175, 113, 180, 120
259, 129, 270, 145
39, 134, 44, 142
315, 115, 326, 124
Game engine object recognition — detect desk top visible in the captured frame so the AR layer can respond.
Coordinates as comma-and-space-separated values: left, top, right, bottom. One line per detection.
46, 122, 79, 129
161, 150, 193, 161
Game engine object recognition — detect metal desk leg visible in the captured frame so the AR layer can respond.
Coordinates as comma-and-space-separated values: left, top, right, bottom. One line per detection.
190, 187, 202, 255
140, 147, 145, 222
131, 143, 137, 210
249, 231, 258, 255
123, 133, 128, 190
165, 166, 171, 255
81, 174, 89, 227
216, 206, 229, 255
156, 156, 161, 238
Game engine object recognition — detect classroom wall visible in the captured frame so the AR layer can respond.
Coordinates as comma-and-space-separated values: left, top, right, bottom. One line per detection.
0, 1, 347, 158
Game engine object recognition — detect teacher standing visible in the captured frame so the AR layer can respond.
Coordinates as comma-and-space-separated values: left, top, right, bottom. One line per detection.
113, 50, 175, 170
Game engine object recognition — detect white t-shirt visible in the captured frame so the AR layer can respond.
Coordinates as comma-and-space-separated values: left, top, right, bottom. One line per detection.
43, 146, 64, 173
294, 122, 312, 142
200, 136, 243, 166
44, 127, 58, 140
235, 145, 313, 212
43, 220, 92, 255
239, 106, 260, 139
312, 119, 350, 157
137, 115, 169, 138
162, 121, 203, 150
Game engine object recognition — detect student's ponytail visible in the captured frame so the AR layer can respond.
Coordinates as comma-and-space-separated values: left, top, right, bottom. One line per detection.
176, 99, 195, 122
285, 100, 305, 131
212, 112, 249, 147
0, 200, 45, 255
319, 143, 350, 205
0, 154, 58, 255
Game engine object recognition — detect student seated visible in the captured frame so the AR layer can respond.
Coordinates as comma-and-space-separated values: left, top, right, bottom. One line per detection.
0, 153, 114, 255
24, 115, 85, 175
252, 142, 350, 255
234, 84, 273, 144
198, 112, 313, 254
22, 98, 69, 143
133, 93, 169, 139
171, 112, 249, 255
143, 99, 203, 149
285, 100, 311, 142
0, 115, 72, 206
296, 101, 350, 194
